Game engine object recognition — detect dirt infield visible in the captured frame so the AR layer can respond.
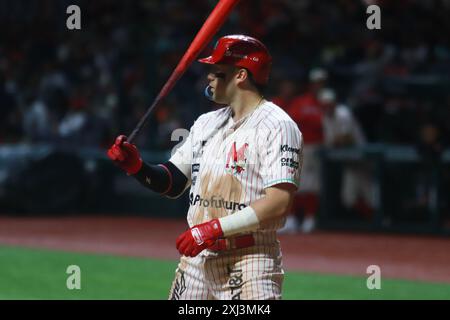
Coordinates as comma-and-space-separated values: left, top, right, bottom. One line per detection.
0, 216, 449, 283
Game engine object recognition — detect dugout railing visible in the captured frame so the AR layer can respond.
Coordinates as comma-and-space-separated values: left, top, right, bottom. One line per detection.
318, 145, 450, 235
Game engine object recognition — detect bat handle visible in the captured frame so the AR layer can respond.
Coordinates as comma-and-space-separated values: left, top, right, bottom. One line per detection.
127, 126, 139, 144
127, 98, 160, 144
128, 70, 181, 144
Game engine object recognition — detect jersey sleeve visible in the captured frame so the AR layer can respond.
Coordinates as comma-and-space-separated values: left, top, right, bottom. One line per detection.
259, 120, 303, 189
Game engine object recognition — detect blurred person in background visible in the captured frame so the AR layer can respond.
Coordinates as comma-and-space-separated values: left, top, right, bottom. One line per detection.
279, 68, 328, 234
22, 92, 54, 143
271, 79, 298, 112
320, 88, 365, 148
58, 86, 110, 147
417, 121, 443, 161
0, 74, 23, 143
410, 120, 444, 219
319, 88, 374, 220
57, 87, 109, 147
57, 88, 89, 143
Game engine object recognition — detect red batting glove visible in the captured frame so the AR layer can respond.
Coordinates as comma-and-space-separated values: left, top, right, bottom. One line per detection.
176, 219, 224, 257
107, 135, 143, 175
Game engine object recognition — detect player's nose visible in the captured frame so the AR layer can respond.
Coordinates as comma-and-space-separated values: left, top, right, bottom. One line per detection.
207, 73, 215, 82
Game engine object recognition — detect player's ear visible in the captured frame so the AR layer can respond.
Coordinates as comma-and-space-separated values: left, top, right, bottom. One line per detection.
235, 68, 248, 84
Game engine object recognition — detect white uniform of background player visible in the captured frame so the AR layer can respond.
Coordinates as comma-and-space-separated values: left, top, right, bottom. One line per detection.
319, 88, 375, 211
168, 100, 303, 299
280, 68, 327, 234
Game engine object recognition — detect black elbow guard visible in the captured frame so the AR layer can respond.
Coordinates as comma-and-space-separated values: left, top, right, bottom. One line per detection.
133, 161, 188, 197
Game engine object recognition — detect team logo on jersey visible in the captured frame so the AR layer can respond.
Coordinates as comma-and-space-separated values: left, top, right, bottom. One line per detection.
225, 142, 248, 175
280, 144, 300, 154
281, 157, 299, 169
190, 193, 247, 211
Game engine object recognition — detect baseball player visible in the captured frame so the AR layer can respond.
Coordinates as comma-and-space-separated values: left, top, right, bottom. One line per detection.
107, 35, 303, 300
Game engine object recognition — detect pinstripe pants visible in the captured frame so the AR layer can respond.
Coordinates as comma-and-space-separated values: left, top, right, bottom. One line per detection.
168, 242, 284, 300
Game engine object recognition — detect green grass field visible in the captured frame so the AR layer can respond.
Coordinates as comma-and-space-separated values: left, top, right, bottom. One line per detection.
1, 246, 449, 300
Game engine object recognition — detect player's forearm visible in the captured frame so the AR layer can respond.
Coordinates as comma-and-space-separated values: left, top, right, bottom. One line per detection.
133, 161, 188, 198
249, 187, 294, 222
218, 184, 295, 237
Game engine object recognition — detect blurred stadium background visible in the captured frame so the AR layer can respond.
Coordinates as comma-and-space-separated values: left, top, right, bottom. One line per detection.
0, 0, 449, 299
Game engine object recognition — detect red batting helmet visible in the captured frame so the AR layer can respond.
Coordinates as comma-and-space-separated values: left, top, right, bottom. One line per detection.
198, 35, 272, 85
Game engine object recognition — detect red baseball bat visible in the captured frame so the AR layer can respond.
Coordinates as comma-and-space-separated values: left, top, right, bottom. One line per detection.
128, 0, 241, 143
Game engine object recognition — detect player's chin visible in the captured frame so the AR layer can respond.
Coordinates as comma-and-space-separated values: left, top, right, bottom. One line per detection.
212, 94, 228, 105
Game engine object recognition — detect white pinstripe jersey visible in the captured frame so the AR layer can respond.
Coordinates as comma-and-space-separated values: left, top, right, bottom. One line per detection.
170, 100, 303, 235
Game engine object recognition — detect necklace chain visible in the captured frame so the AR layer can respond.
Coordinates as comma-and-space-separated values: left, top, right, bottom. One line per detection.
255, 96, 264, 110
246, 96, 265, 118
230, 96, 265, 124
